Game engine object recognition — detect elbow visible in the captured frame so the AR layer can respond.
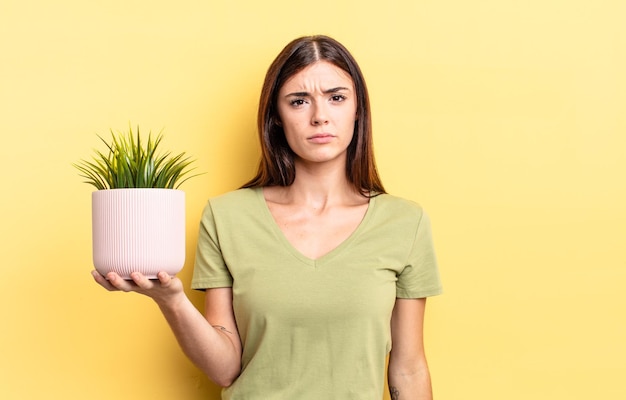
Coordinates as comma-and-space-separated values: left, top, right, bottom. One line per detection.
214, 374, 237, 388
210, 366, 241, 388
215, 378, 234, 388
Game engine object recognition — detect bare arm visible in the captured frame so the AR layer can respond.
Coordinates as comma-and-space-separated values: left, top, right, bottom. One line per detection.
388, 298, 433, 400
92, 271, 242, 387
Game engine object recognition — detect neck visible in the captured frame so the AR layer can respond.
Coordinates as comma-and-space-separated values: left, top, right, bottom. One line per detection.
274, 159, 363, 207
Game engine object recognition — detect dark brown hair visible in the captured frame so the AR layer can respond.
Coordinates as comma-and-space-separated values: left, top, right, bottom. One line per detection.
241, 35, 385, 196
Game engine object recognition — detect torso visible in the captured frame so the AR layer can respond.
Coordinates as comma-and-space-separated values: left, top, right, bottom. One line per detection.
191, 187, 442, 399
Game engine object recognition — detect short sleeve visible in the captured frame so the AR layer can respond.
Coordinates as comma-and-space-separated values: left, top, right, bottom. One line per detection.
191, 200, 233, 290
396, 211, 443, 298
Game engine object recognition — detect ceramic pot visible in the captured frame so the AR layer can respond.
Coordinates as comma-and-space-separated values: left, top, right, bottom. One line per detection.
92, 189, 185, 279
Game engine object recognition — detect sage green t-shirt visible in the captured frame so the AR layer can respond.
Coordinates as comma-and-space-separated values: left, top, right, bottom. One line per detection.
191, 188, 442, 399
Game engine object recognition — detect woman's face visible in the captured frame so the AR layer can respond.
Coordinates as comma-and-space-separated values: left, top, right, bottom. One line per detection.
276, 61, 357, 167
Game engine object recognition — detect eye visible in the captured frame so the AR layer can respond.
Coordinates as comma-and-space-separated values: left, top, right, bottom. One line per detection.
330, 94, 347, 102
289, 98, 307, 107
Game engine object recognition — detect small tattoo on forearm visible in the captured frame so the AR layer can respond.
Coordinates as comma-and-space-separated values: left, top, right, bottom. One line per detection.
212, 325, 233, 334
390, 386, 400, 400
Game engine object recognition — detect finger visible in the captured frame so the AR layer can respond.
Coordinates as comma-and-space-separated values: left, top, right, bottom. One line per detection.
107, 272, 138, 292
91, 270, 119, 291
156, 271, 172, 286
129, 271, 155, 290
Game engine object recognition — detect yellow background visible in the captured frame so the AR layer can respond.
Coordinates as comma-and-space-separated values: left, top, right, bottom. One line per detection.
1, 0, 624, 399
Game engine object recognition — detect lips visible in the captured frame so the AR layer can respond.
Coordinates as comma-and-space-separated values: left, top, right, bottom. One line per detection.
308, 133, 335, 144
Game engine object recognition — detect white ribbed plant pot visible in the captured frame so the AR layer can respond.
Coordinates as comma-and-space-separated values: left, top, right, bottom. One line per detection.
92, 189, 186, 279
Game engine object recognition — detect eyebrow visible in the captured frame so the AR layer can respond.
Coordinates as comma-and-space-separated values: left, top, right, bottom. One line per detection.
284, 87, 351, 97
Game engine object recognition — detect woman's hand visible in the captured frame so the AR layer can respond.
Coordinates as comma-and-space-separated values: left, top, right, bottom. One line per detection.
91, 270, 185, 307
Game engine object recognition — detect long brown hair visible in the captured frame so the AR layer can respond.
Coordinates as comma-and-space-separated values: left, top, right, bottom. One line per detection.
241, 35, 385, 196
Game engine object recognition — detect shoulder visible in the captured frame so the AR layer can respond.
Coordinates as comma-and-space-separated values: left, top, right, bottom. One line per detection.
199, 188, 261, 222
365, 194, 431, 240
210, 187, 259, 204
373, 193, 425, 220
205, 187, 260, 210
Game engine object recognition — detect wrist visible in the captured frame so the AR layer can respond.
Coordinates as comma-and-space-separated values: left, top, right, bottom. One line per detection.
154, 290, 188, 312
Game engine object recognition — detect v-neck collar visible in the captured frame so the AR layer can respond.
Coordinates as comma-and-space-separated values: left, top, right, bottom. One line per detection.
254, 187, 376, 267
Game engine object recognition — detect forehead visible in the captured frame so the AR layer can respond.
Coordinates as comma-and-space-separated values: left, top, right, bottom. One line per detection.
279, 61, 354, 92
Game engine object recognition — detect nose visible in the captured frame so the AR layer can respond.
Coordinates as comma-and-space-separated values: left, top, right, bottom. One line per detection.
311, 104, 329, 125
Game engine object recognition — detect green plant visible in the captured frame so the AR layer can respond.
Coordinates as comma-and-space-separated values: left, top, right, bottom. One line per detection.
74, 126, 200, 190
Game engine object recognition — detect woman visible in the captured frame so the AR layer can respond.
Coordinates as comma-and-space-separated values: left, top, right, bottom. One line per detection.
93, 35, 442, 400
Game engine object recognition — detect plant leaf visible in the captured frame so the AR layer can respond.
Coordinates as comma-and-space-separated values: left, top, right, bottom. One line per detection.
73, 125, 202, 189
